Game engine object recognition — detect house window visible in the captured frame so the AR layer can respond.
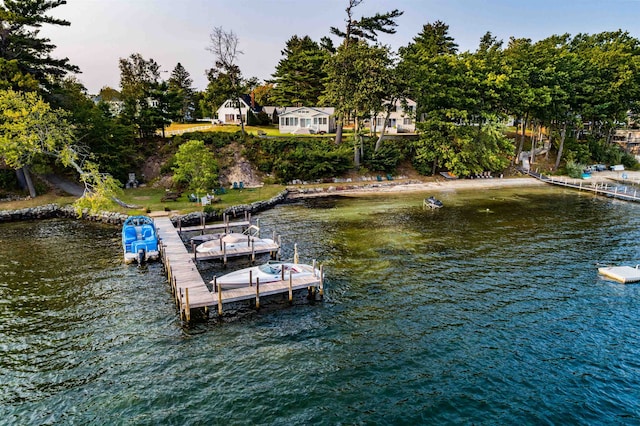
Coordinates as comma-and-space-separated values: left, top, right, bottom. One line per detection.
404, 118, 413, 125
377, 118, 384, 126
283, 117, 299, 126
225, 114, 235, 122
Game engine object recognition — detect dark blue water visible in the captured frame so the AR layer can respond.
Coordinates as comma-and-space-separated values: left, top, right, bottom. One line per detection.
1, 187, 640, 424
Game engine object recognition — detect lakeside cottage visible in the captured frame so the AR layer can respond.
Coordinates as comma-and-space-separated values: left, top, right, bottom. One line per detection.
216, 94, 262, 125
278, 106, 336, 134
369, 98, 417, 134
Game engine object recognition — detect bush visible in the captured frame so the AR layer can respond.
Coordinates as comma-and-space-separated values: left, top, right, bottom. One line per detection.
564, 160, 586, 178
244, 136, 352, 182
362, 139, 403, 172
172, 140, 219, 193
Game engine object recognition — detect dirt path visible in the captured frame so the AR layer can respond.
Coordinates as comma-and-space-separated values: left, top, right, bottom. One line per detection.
43, 174, 84, 197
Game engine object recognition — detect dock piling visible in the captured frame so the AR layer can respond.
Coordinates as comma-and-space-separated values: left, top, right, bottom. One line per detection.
216, 278, 223, 316
185, 288, 191, 321
255, 277, 260, 309
289, 273, 293, 302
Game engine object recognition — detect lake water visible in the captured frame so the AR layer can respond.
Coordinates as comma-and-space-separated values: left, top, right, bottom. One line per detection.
1, 186, 640, 424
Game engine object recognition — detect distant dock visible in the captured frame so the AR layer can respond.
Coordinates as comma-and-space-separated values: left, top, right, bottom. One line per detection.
154, 215, 323, 321
522, 168, 640, 203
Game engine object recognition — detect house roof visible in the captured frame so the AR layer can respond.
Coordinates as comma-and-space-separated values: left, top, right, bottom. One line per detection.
278, 106, 335, 117
240, 94, 262, 113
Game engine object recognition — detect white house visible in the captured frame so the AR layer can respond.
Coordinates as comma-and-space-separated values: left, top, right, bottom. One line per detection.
278, 107, 336, 134
216, 94, 262, 124
370, 98, 417, 134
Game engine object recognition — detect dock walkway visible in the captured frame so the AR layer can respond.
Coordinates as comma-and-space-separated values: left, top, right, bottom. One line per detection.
521, 168, 640, 203
154, 216, 322, 321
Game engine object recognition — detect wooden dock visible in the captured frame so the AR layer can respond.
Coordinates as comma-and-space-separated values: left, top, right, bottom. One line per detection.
192, 237, 281, 263
177, 211, 251, 233
154, 216, 323, 321
177, 211, 281, 264
522, 169, 640, 203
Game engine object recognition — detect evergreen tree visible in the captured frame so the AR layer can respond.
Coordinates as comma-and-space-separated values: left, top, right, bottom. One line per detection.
0, 0, 79, 97
168, 62, 195, 122
271, 35, 329, 106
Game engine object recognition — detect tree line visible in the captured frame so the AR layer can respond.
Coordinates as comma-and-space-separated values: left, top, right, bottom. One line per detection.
2, 0, 639, 205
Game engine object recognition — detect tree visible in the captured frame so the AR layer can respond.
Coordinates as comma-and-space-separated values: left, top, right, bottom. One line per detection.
400, 23, 513, 176
172, 140, 218, 194
168, 62, 195, 122
325, 0, 403, 146
252, 82, 273, 107
118, 53, 161, 136
0, 89, 121, 210
0, 0, 79, 97
207, 26, 248, 137
270, 35, 329, 106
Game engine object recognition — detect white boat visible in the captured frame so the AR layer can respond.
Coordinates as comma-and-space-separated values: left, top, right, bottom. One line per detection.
212, 261, 321, 289
195, 225, 275, 254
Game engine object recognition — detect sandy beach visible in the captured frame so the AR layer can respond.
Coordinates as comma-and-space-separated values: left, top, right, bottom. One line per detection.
287, 176, 547, 198
287, 169, 640, 199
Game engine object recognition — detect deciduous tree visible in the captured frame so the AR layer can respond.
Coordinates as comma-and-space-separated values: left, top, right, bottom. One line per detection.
206, 27, 248, 137
172, 140, 218, 194
0, 89, 121, 210
325, 0, 403, 146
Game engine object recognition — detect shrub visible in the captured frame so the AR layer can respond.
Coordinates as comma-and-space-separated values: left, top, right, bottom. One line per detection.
172, 140, 219, 193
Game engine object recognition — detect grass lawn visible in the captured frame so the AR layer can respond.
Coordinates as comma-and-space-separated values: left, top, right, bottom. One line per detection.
118, 185, 286, 215
1, 185, 286, 216
0, 193, 77, 210
165, 122, 342, 138
165, 122, 214, 131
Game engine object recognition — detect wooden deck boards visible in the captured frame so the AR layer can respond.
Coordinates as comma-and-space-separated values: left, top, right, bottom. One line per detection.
179, 220, 250, 233
154, 216, 322, 320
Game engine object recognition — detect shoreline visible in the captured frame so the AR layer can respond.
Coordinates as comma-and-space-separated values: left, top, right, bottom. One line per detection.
287, 176, 547, 198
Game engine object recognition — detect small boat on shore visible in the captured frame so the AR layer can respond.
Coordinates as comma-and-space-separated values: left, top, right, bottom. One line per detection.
195, 225, 275, 254
424, 196, 443, 209
122, 215, 159, 264
212, 260, 320, 289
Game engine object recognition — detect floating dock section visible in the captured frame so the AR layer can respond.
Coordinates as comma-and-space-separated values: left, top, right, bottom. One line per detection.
154, 215, 323, 321
598, 265, 640, 283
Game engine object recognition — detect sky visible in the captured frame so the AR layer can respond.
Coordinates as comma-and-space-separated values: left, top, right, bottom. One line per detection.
40, 0, 640, 94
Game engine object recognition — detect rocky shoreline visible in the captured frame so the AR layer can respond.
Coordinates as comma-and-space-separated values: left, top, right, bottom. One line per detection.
0, 177, 552, 225
0, 190, 290, 226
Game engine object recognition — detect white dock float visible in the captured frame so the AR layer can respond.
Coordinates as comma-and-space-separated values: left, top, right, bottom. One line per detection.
598, 265, 640, 283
